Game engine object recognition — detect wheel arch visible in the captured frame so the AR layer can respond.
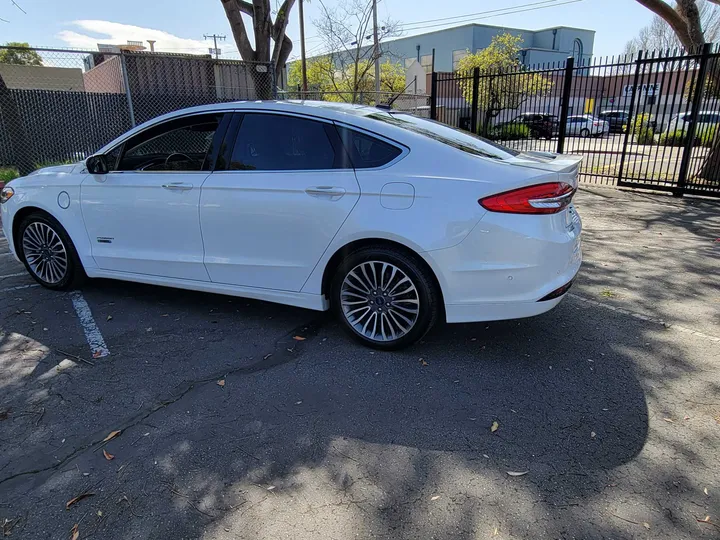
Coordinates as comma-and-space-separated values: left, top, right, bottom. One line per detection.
320, 238, 445, 308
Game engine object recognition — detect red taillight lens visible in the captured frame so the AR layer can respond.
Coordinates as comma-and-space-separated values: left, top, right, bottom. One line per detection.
479, 182, 575, 215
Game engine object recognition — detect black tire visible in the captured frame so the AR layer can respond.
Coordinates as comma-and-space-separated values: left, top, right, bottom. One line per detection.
331, 245, 439, 350
17, 212, 85, 290
580, 128, 591, 138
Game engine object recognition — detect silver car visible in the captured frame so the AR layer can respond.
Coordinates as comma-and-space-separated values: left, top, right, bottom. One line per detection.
566, 115, 609, 137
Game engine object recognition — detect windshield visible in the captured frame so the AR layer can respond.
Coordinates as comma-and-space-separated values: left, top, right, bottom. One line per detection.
366, 112, 520, 160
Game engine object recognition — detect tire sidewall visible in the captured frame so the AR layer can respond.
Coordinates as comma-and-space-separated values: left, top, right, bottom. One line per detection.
17, 213, 79, 290
580, 128, 590, 138
331, 247, 437, 350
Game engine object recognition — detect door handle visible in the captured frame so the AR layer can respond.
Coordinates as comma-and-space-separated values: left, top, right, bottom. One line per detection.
305, 186, 346, 198
162, 182, 193, 191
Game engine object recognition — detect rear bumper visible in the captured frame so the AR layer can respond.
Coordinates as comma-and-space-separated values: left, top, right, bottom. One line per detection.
422, 204, 582, 324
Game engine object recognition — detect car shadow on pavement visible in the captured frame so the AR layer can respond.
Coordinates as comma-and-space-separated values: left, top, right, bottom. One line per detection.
3, 277, 715, 539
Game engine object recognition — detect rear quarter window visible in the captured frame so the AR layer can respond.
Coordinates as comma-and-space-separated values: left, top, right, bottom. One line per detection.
335, 126, 402, 169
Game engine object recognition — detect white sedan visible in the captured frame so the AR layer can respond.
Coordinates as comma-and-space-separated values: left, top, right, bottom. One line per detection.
0, 101, 582, 349
566, 115, 609, 137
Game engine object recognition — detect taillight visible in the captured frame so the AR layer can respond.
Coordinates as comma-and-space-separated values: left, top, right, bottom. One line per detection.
479, 182, 575, 215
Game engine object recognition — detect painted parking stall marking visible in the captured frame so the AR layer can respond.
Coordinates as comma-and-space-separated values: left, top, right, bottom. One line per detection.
1, 283, 40, 292
70, 291, 110, 358
0, 272, 27, 280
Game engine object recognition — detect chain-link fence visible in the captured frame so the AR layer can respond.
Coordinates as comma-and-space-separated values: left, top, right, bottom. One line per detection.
281, 89, 431, 116
0, 46, 276, 175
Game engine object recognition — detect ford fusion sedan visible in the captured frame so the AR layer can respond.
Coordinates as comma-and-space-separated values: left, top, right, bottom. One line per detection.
0, 101, 582, 349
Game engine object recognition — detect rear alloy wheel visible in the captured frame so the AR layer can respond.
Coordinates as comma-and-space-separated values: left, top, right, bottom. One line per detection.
332, 246, 439, 350
18, 213, 84, 290
580, 128, 591, 138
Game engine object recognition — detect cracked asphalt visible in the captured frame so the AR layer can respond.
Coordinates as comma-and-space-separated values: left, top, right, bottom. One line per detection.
1, 187, 719, 540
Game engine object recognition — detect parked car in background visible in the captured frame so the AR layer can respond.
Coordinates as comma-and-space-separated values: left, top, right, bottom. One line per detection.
566, 115, 609, 137
597, 110, 629, 133
0, 101, 583, 350
665, 111, 720, 137
501, 112, 559, 139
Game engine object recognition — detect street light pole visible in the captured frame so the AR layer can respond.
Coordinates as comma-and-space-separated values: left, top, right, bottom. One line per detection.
299, 0, 308, 91
372, 0, 380, 93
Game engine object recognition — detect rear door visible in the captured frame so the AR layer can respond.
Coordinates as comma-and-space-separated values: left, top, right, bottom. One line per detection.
199, 112, 360, 291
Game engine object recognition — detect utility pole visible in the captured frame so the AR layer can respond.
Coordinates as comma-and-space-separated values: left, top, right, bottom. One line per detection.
204, 33, 226, 59
372, 0, 380, 93
299, 0, 308, 91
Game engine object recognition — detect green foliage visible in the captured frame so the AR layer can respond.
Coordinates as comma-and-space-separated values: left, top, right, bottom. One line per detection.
288, 57, 406, 103
0, 167, 19, 183
0, 42, 43, 66
630, 112, 655, 144
490, 123, 530, 140
455, 34, 553, 135
658, 130, 687, 146
699, 124, 717, 147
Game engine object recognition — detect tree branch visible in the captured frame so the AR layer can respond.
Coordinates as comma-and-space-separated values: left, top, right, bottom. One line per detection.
634, 0, 696, 50
222, 0, 256, 60
235, 0, 254, 15
271, 0, 296, 67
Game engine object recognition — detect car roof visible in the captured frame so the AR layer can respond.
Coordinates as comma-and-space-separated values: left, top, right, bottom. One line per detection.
97, 100, 408, 154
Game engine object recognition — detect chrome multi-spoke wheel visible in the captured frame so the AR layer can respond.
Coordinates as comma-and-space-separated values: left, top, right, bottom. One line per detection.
340, 261, 421, 342
22, 222, 69, 284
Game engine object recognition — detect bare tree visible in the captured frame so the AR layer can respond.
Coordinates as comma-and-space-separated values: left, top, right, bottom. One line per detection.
625, 0, 720, 55
634, 0, 720, 182
314, 0, 399, 102
220, 0, 296, 97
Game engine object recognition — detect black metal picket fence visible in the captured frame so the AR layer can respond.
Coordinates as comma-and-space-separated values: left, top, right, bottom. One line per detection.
430, 45, 720, 198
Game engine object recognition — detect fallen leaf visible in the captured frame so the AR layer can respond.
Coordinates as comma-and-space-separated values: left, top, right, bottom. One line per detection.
217, 379, 225, 387
92, 351, 103, 359
70, 524, 79, 540
106, 315, 112, 321
483, 454, 490, 458
491, 421, 499, 433
146, 327, 152, 332
493, 526, 499, 536
698, 516, 711, 523
66, 492, 94, 509
506, 470, 529, 477
103, 449, 114, 461
263, 353, 272, 360
430, 495, 440, 501
663, 417, 674, 423
600, 289, 616, 298
97, 510, 103, 517
103, 430, 121, 442
267, 485, 276, 491
295, 400, 302, 405
293, 336, 306, 341
591, 431, 597, 438
420, 359, 429, 366
643, 522, 650, 529
684, 415, 690, 420
704, 487, 709, 495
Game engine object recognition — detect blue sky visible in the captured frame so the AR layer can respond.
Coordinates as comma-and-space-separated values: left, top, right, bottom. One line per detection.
0, 0, 657, 61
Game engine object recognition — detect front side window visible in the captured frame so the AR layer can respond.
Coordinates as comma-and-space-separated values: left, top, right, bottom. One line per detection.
229, 113, 340, 171
116, 113, 222, 172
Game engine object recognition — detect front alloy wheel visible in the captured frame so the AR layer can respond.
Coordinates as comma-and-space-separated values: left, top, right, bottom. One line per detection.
22, 222, 69, 285
18, 213, 84, 290
332, 246, 439, 350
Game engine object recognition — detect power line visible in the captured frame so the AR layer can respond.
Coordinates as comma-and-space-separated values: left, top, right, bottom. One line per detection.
11, 0, 26, 14
399, 0, 583, 32
204, 33, 226, 59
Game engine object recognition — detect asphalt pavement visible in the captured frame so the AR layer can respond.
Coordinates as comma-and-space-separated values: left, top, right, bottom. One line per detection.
1, 188, 719, 539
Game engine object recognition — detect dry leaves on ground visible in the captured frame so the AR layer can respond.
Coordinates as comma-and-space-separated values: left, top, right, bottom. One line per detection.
103, 430, 121, 442
491, 421, 499, 433
217, 379, 225, 387
66, 493, 94, 510
430, 495, 440, 501
103, 449, 114, 461
293, 336, 306, 341
506, 471, 529, 477
420, 358, 429, 366
70, 524, 79, 540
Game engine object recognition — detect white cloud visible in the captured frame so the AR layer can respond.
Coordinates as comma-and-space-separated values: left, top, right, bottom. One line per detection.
56, 20, 213, 54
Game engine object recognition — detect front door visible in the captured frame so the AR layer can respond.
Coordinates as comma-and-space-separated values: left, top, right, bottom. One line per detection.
81, 112, 227, 281
200, 112, 360, 291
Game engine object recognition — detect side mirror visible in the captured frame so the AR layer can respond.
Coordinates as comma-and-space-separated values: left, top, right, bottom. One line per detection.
86, 155, 109, 175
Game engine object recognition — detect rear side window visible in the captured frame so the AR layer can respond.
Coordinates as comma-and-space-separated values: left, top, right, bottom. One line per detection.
229, 113, 341, 171
336, 126, 402, 168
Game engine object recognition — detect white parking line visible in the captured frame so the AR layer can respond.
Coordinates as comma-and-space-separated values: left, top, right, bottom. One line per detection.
70, 291, 110, 358
0, 283, 39, 292
0, 272, 26, 280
